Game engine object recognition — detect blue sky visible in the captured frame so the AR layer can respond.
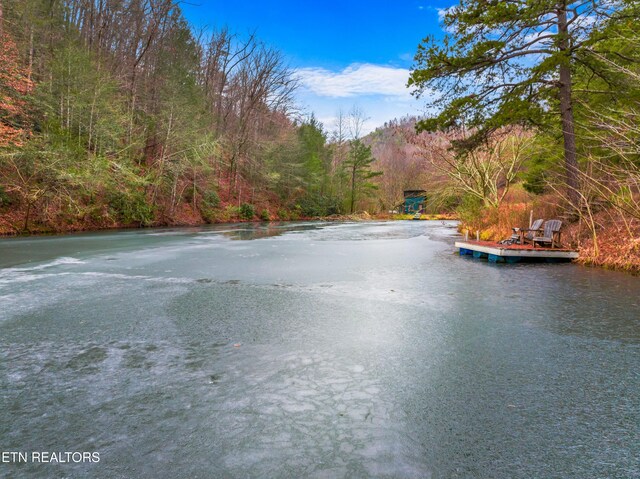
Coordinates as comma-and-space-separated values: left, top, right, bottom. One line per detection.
181, 1, 452, 135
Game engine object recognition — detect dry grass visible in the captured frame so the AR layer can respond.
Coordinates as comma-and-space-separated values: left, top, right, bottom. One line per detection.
460, 193, 562, 242
565, 210, 640, 273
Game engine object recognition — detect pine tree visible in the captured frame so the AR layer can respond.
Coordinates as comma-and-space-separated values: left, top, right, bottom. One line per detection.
343, 139, 382, 213
408, 0, 630, 202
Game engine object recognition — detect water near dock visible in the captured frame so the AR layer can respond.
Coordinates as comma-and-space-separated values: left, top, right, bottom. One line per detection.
1, 221, 639, 478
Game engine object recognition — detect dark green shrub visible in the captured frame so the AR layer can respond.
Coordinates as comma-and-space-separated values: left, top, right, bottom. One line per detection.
295, 193, 341, 217
223, 205, 240, 221
455, 194, 484, 227
200, 208, 216, 224
520, 144, 558, 195
260, 209, 270, 221
239, 203, 255, 220
203, 190, 220, 208
0, 186, 12, 207
289, 206, 302, 221
199, 190, 221, 223
107, 191, 154, 226
182, 185, 196, 203
277, 209, 290, 220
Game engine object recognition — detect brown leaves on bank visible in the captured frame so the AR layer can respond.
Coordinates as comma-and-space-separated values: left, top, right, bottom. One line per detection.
572, 213, 640, 274
0, 31, 34, 147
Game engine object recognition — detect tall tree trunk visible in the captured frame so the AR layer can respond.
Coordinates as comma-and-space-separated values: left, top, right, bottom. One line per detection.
557, 4, 580, 204
350, 165, 356, 213
192, 170, 197, 209
28, 27, 33, 82
23, 201, 31, 232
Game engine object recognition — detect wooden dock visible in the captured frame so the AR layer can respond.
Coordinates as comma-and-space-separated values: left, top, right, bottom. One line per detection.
455, 240, 579, 263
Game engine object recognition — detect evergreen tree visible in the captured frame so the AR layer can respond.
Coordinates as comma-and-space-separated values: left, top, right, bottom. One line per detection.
408, 0, 630, 202
297, 115, 329, 193
343, 139, 382, 213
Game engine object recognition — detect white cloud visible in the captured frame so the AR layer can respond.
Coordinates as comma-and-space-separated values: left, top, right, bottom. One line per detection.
437, 6, 454, 22
293, 62, 438, 136
295, 63, 412, 99
399, 52, 414, 62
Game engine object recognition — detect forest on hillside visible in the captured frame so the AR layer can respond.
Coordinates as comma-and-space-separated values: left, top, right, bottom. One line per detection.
0, 0, 382, 233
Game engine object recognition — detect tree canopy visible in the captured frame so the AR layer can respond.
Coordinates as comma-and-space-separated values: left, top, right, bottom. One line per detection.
408, 0, 637, 200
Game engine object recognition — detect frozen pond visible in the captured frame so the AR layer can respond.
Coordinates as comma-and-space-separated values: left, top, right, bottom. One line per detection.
1, 221, 639, 478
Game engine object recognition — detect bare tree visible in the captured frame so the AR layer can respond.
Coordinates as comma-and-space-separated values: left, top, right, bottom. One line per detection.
347, 104, 368, 140
414, 128, 531, 208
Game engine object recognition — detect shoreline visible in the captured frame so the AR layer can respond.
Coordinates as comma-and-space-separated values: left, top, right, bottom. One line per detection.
0, 212, 459, 238
0, 213, 384, 238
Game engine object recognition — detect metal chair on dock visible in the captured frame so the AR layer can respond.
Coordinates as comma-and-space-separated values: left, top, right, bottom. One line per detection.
532, 220, 563, 248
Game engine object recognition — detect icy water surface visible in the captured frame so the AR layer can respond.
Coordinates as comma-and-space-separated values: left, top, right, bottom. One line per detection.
0, 221, 639, 478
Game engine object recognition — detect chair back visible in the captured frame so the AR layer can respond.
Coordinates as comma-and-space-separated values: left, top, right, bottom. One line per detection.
524, 218, 544, 240
543, 219, 562, 238
531, 218, 544, 231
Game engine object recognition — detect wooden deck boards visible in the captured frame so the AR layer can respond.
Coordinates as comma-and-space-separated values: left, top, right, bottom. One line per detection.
455, 240, 579, 262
